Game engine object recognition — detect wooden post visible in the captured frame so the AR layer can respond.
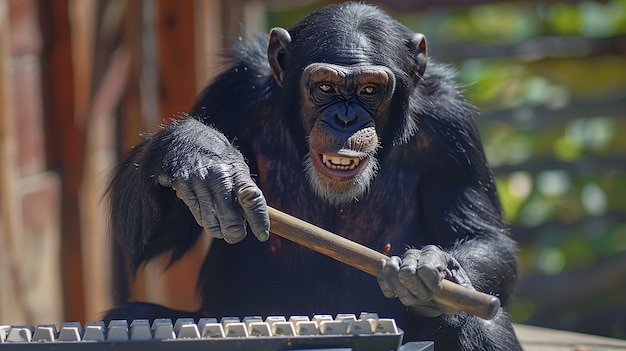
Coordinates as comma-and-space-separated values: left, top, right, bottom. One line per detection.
39, 0, 86, 323
0, 0, 26, 324
156, 0, 198, 119
81, 49, 130, 321
126, 0, 208, 313
194, 0, 224, 90
149, 0, 205, 311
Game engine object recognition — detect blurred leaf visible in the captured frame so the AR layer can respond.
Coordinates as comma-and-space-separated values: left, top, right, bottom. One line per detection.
546, 3, 583, 35
580, 182, 608, 216
538, 247, 566, 275
561, 232, 595, 269
553, 135, 583, 161
510, 297, 537, 323
579, 1, 623, 37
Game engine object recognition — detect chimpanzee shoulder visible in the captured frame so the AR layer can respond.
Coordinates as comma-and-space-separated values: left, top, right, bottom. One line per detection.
191, 34, 276, 137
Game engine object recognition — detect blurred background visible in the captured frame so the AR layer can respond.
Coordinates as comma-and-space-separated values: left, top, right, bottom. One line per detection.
0, 0, 625, 340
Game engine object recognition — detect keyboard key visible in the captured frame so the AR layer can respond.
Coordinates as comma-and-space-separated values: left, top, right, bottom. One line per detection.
174, 318, 196, 334
224, 322, 248, 337
107, 320, 129, 341
153, 324, 175, 340
197, 317, 217, 331
7, 326, 34, 342
288, 315, 309, 324
243, 316, 263, 326
319, 320, 348, 335
312, 314, 333, 323
335, 313, 357, 321
0, 325, 9, 342
220, 317, 240, 327
58, 322, 82, 341
83, 322, 106, 341
247, 322, 271, 336
32, 324, 57, 342
174, 318, 198, 339
271, 321, 296, 336
199, 321, 224, 338
152, 319, 174, 340
359, 312, 380, 320
130, 319, 151, 340
348, 319, 376, 334
177, 323, 200, 339
152, 318, 173, 330
296, 321, 320, 335
376, 319, 399, 334
265, 315, 286, 327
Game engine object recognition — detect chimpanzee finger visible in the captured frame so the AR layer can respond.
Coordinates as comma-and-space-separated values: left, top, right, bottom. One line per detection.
377, 259, 397, 298
157, 174, 174, 187
416, 246, 447, 294
398, 250, 433, 301
380, 256, 419, 306
172, 179, 203, 226
202, 212, 225, 240
236, 185, 270, 242
174, 178, 221, 239
198, 174, 248, 244
172, 178, 224, 239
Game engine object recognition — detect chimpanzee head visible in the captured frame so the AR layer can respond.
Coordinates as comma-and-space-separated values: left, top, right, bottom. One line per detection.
267, 3, 427, 205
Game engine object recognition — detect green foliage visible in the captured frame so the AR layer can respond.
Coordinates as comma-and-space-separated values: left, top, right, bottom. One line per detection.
395, 0, 626, 336
445, 1, 626, 335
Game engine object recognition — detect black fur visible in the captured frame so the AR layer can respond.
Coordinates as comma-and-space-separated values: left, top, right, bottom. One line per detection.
107, 3, 521, 350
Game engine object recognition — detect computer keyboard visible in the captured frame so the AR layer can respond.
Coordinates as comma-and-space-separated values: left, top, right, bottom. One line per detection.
0, 312, 434, 350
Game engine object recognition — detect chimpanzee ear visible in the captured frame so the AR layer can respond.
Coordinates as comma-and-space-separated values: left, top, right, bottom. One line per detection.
407, 33, 428, 82
268, 27, 292, 87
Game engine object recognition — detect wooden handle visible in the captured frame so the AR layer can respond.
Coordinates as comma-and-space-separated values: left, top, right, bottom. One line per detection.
267, 206, 501, 320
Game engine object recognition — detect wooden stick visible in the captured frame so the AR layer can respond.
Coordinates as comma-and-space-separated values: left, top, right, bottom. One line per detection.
267, 206, 501, 320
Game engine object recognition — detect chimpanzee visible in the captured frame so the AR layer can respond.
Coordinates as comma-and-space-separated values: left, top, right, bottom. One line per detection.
106, 3, 522, 350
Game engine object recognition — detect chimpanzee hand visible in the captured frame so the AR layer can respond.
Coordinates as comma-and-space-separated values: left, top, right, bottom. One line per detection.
156, 120, 269, 244
377, 245, 474, 317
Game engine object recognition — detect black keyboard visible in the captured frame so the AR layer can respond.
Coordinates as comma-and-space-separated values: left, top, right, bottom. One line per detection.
0, 312, 434, 350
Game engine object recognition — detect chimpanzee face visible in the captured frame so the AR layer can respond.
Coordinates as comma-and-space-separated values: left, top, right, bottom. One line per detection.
299, 63, 396, 204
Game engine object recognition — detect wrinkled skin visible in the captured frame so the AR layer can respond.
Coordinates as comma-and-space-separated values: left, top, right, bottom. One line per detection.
378, 246, 474, 317
155, 127, 269, 244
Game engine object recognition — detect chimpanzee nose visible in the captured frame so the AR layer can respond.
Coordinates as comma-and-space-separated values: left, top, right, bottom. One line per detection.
335, 112, 358, 127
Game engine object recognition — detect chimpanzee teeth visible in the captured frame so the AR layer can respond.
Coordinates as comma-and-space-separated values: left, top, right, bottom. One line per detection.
321, 154, 361, 171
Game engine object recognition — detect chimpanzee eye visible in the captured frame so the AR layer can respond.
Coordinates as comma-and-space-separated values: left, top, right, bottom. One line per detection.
318, 83, 335, 93
360, 86, 377, 95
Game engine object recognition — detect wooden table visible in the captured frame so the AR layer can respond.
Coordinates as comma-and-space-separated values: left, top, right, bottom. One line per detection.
515, 324, 626, 351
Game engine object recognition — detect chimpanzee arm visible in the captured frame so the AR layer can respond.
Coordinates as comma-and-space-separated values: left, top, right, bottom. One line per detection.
109, 34, 275, 273
418, 181, 521, 349
378, 98, 520, 351
109, 117, 269, 273
445, 186, 519, 306
378, 63, 518, 316
377, 181, 518, 316
417, 96, 519, 307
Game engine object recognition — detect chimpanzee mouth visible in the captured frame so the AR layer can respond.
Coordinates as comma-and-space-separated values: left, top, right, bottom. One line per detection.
322, 154, 361, 171
312, 150, 370, 179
